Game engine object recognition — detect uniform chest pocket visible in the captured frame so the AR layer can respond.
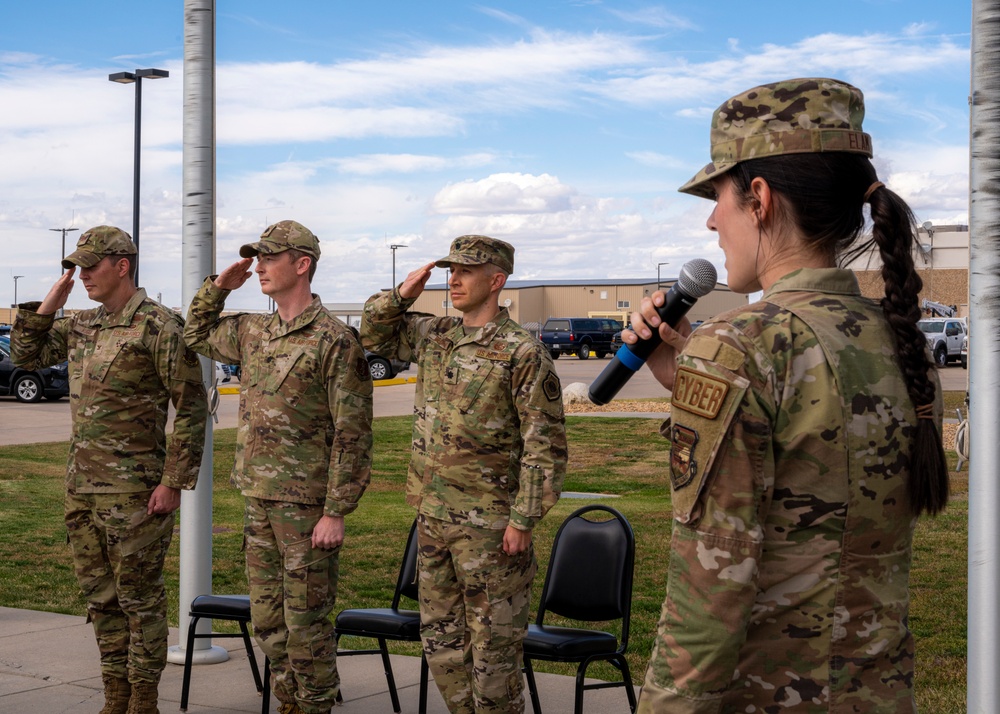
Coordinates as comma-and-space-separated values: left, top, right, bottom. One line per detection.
270, 350, 320, 406
450, 359, 510, 418
88, 339, 147, 394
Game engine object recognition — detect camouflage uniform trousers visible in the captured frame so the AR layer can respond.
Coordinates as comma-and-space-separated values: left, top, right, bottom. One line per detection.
245, 497, 341, 714
416, 514, 536, 714
65, 489, 174, 684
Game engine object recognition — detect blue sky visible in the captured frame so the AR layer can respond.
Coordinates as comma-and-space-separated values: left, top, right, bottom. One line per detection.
1, 1, 971, 311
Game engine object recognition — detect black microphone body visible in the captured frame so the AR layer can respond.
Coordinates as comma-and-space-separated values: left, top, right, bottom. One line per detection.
588, 259, 718, 405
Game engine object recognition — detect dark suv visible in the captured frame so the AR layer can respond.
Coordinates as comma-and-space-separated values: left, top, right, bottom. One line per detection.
540, 318, 622, 360
0, 336, 70, 403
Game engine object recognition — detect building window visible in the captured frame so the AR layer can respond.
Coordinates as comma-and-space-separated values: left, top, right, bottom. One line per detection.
617, 300, 630, 309
600, 291, 608, 300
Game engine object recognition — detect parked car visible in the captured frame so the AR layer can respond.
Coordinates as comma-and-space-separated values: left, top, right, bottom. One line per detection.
540, 317, 623, 360
917, 317, 966, 368
0, 336, 70, 403
961, 334, 969, 370
366, 350, 409, 381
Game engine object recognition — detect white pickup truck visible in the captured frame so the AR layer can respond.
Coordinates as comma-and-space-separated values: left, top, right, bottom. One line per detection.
917, 317, 967, 368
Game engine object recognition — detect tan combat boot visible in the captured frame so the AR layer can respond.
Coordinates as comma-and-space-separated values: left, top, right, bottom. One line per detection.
277, 703, 304, 714
125, 681, 160, 714
97, 674, 131, 714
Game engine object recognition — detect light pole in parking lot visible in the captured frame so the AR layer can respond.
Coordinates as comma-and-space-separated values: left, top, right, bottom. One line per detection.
390, 243, 408, 287
108, 67, 170, 286
657, 262, 669, 290
50, 227, 79, 271
12, 275, 24, 309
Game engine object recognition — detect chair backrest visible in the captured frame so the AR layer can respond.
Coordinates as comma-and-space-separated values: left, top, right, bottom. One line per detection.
536, 505, 635, 643
392, 519, 420, 608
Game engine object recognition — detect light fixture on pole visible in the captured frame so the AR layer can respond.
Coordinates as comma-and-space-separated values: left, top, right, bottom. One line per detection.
657, 262, 670, 290
12, 275, 24, 309
389, 244, 408, 286
50, 227, 79, 270
109, 67, 170, 286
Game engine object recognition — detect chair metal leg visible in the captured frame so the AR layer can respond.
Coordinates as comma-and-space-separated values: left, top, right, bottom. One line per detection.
574, 661, 590, 714
377, 637, 402, 713
613, 655, 637, 713
179, 615, 200, 711
262, 656, 271, 714
418, 652, 429, 714
523, 657, 542, 714
239, 620, 264, 693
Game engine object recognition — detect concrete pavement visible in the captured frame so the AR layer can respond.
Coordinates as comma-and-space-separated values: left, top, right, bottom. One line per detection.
0, 607, 633, 714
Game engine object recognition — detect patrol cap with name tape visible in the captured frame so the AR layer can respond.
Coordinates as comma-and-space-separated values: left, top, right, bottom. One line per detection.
240, 220, 321, 260
679, 77, 873, 200
62, 226, 137, 269
434, 235, 514, 274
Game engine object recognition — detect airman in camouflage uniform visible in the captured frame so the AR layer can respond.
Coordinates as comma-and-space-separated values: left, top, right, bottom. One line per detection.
184, 220, 372, 714
11, 226, 208, 714
631, 79, 943, 713
361, 236, 567, 714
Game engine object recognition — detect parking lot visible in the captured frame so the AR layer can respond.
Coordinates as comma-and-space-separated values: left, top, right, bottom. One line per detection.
0, 357, 972, 447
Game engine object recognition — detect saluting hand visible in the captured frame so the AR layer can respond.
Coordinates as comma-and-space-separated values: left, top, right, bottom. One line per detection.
37, 267, 76, 316
622, 290, 693, 392
214, 258, 254, 291
398, 262, 437, 300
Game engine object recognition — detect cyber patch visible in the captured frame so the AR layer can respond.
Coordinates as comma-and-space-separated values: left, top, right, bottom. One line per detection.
670, 424, 699, 489
542, 371, 561, 402
672, 366, 730, 419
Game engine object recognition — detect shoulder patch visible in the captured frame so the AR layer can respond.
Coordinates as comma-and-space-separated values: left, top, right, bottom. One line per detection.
685, 335, 721, 361
669, 424, 699, 490
542, 371, 561, 402
672, 366, 730, 419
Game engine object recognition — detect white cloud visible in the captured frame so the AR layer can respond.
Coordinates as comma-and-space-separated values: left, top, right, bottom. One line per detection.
607, 7, 698, 31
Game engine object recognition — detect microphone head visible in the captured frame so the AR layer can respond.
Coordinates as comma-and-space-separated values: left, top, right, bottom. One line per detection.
677, 259, 718, 298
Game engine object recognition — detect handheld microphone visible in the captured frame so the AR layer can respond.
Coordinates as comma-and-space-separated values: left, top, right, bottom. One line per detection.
588, 259, 718, 405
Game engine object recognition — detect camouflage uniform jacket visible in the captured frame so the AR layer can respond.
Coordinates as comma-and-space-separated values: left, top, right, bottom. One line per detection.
642, 268, 937, 713
361, 289, 567, 531
11, 289, 207, 493
185, 278, 372, 517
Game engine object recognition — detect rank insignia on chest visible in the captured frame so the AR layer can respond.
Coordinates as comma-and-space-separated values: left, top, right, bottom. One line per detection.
672, 366, 730, 419
670, 424, 699, 489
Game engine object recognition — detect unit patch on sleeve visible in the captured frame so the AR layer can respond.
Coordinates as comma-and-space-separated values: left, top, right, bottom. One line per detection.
670, 424, 699, 490
542, 370, 561, 402
672, 366, 730, 419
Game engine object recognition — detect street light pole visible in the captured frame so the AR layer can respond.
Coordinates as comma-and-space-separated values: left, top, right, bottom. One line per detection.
109, 68, 169, 286
12, 275, 24, 308
657, 262, 669, 291
389, 244, 408, 286
50, 227, 79, 270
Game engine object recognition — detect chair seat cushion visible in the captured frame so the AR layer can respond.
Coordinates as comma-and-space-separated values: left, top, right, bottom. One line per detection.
190, 594, 252, 620
524, 624, 619, 659
335, 608, 421, 639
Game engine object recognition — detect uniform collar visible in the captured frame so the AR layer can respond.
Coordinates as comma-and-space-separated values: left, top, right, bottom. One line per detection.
265, 294, 324, 338
95, 288, 148, 327
450, 307, 512, 347
762, 268, 861, 300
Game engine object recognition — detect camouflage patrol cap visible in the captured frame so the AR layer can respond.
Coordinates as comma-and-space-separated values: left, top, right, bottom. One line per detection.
62, 226, 137, 269
434, 235, 514, 274
679, 77, 873, 199
240, 220, 321, 260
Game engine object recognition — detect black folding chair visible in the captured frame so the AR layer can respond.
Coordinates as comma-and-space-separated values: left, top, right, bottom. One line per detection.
335, 519, 429, 713
523, 505, 637, 714
179, 594, 270, 714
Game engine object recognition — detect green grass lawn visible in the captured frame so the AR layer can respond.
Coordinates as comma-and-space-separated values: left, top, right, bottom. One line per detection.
0, 408, 968, 711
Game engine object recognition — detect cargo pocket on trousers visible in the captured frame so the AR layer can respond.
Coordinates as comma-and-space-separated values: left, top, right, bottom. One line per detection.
284, 536, 338, 611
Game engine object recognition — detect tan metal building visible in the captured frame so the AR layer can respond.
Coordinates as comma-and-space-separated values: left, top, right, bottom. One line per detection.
843, 224, 969, 317
409, 277, 747, 333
